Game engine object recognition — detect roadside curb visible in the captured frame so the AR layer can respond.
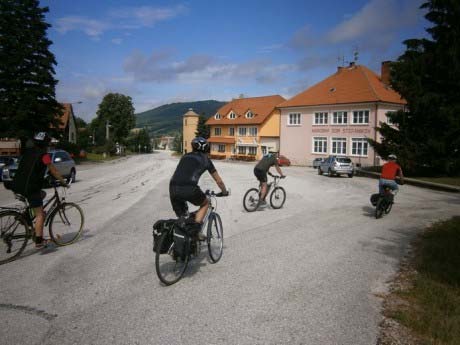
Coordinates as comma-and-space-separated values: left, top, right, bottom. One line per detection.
356, 169, 460, 193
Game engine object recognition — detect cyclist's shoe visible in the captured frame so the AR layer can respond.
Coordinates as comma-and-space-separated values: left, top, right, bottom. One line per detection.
34, 236, 49, 249
258, 200, 268, 209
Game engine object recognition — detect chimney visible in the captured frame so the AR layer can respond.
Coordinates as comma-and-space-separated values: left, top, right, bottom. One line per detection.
381, 61, 391, 85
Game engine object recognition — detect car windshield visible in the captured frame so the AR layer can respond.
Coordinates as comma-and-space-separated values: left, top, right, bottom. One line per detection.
337, 158, 352, 163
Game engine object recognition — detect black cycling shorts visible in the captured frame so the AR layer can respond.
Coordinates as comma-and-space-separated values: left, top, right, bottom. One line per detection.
169, 184, 206, 217
26, 190, 46, 208
254, 167, 267, 183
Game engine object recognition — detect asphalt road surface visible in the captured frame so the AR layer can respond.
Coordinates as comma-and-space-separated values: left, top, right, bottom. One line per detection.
1, 152, 458, 345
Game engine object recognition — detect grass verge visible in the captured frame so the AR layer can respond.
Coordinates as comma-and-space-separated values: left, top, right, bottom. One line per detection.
84, 152, 119, 162
380, 217, 460, 344
415, 177, 460, 187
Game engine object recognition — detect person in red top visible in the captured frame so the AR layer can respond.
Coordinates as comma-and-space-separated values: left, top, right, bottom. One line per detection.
12, 132, 68, 248
379, 154, 404, 194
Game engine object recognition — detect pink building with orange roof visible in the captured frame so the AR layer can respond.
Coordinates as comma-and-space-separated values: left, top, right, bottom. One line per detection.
278, 62, 406, 167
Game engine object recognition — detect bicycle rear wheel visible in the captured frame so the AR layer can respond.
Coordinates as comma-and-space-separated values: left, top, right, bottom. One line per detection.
0, 211, 30, 265
375, 198, 385, 219
243, 188, 260, 212
155, 229, 189, 285
207, 213, 223, 263
384, 202, 393, 214
49, 202, 84, 246
270, 187, 286, 209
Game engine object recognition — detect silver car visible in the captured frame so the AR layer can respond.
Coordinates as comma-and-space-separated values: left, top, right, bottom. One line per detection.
2, 149, 76, 189
318, 155, 354, 178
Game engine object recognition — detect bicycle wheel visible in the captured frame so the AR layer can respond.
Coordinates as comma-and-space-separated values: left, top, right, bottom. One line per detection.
0, 211, 30, 265
243, 188, 260, 212
155, 229, 189, 286
49, 203, 84, 246
375, 198, 385, 219
384, 201, 393, 214
207, 213, 223, 263
270, 187, 286, 209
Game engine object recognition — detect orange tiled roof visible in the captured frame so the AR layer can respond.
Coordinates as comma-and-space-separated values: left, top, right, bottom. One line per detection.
279, 64, 406, 108
207, 137, 236, 144
206, 95, 285, 125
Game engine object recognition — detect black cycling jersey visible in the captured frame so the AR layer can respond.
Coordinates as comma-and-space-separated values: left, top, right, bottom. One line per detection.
12, 147, 48, 196
255, 154, 278, 172
170, 152, 216, 186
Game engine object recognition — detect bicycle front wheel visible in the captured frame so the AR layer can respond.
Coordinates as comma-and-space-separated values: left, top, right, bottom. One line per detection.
243, 188, 260, 212
155, 229, 189, 286
270, 187, 286, 209
207, 213, 223, 263
375, 199, 385, 219
49, 203, 84, 246
0, 211, 30, 265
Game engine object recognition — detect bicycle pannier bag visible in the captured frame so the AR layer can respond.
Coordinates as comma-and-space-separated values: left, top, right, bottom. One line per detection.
370, 193, 380, 206
173, 226, 191, 260
152, 219, 175, 254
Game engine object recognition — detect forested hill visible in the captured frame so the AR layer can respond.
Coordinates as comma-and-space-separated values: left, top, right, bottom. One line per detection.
135, 100, 226, 136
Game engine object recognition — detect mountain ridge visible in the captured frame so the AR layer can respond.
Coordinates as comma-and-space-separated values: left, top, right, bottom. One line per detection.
135, 100, 226, 136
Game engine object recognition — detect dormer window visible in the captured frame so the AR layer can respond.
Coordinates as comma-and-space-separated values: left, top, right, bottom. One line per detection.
214, 113, 221, 120
229, 112, 236, 119
246, 111, 254, 119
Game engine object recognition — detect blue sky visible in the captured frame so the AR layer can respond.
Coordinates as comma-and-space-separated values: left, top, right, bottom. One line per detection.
40, 0, 428, 122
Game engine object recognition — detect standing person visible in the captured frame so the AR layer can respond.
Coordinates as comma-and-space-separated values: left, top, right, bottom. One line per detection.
379, 154, 404, 195
169, 137, 228, 236
12, 132, 68, 248
253, 151, 285, 208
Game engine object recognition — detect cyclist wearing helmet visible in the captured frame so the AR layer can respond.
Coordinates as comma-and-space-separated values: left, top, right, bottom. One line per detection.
254, 151, 285, 208
379, 154, 404, 194
12, 132, 68, 248
169, 137, 228, 235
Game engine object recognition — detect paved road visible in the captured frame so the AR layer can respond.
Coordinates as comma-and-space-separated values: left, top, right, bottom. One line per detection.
1, 152, 459, 345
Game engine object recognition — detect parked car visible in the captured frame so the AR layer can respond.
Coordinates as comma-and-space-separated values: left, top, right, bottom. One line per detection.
0, 156, 18, 182
277, 155, 291, 167
312, 157, 324, 169
2, 149, 76, 190
318, 155, 354, 177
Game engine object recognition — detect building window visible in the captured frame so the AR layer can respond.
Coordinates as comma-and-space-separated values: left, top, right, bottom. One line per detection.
184, 119, 187, 126
229, 127, 235, 136
314, 112, 328, 125
288, 113, 301, 125
218, 144, 226, 152
229, 112, 236, 119
249, 127, 258, 136
261, 146, 267, 155
248, 147, 257, 155
214, 127, 222, 136
352, 110, 369, 124
386, 111, 396, 125
332, 111, 347, 124
331, 137, 347, 154
246, 111, 254, 118
214, 113, 221, 120
351, 138, 368, 156
238, 146, 247, 154
313, 137, 327, 153
238, 127, 247, 136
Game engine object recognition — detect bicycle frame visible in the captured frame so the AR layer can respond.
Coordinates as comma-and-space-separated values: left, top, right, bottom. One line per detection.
259, 175, 280, 195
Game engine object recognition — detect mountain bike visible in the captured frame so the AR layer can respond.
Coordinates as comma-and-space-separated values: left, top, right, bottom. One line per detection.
243, 173, 286, 212
154, 190, 228, 286
0, 182, 84, 265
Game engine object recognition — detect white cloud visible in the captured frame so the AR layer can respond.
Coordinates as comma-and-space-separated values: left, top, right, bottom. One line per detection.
111, 38, 123, 45
109, 5, 188, 27
56, 16, 110, 38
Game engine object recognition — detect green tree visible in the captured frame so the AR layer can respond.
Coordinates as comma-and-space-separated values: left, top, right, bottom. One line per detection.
369, 0, 460, 176
96, 93, 135, 145
0, 0, 62, 144
195, 113, 210, 138
127, 128, 151, 153
172, 132, 183, 154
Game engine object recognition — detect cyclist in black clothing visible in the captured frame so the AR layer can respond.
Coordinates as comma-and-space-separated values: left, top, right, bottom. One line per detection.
12, 132, 68, 248
254, 151, 285, 208
169, 137, 228, 234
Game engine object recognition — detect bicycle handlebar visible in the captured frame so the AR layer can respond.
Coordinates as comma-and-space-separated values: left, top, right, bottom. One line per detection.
205, 189, 231, 197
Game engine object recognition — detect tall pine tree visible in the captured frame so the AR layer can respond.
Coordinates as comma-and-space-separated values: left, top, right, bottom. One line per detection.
369, 0, 460, 176
0, 0, 62, 143
195, 113, 210, 139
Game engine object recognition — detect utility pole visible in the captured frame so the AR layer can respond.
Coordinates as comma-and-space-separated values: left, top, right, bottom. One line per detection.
106, 121, 111, 141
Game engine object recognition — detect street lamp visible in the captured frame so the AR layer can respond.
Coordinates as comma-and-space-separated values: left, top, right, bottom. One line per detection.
106, 121, 112, 140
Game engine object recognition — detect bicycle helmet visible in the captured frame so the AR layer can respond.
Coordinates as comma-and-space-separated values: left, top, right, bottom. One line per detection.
191, 137, 209, 153
388, 154, 397, 160
33, 132, 51, 146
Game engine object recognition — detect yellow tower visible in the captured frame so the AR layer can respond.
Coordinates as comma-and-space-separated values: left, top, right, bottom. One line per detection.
182, 108, 199, 154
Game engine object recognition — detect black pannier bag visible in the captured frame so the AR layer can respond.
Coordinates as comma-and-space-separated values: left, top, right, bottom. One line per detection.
152, 219, 175, 254
370, 193, 380, 206
173, 226, 191, 260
